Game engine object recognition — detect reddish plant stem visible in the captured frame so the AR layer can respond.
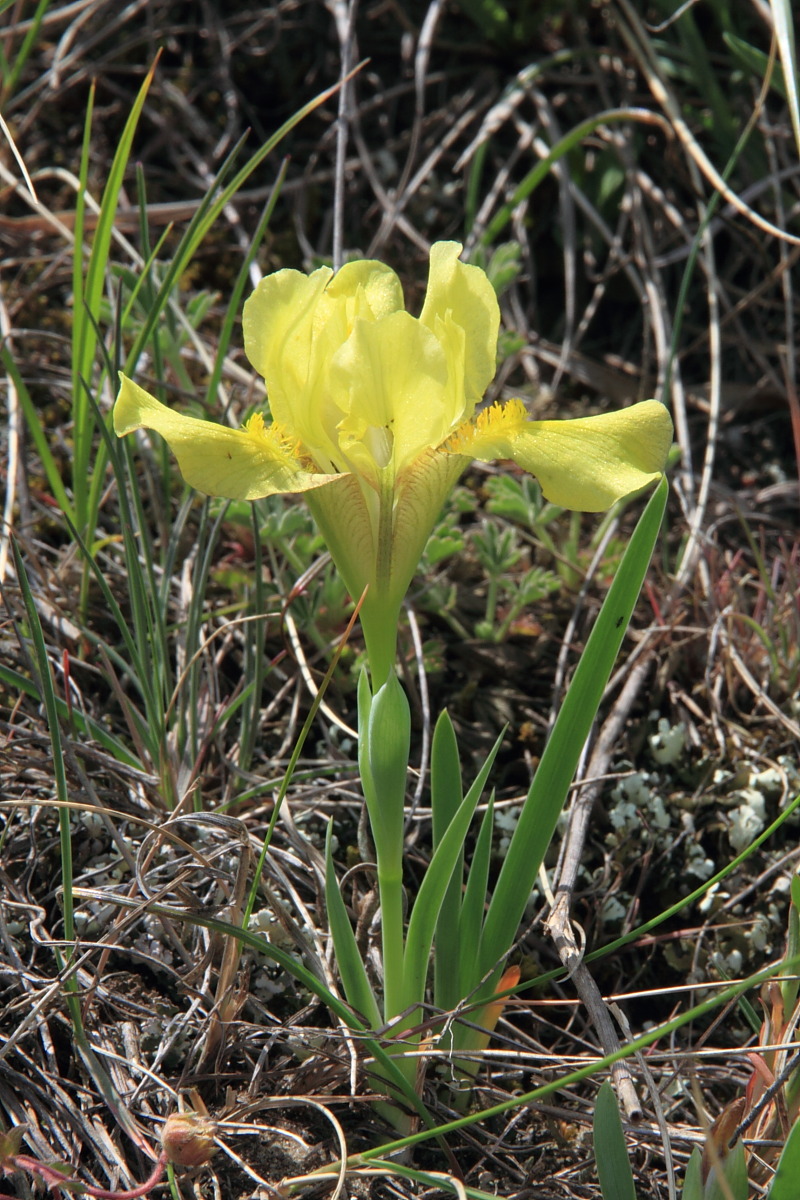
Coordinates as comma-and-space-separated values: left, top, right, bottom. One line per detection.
8, 1151, 168, 1198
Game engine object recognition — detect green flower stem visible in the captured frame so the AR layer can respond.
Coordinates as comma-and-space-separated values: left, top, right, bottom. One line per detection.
358, 671, 411, 1022
361, 471, 402, 689
378, 867, 406, 1025
361, 604, 401, 693
354, 668, 419, 1124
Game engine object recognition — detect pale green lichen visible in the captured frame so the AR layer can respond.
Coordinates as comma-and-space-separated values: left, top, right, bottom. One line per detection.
648, 716, 686, 766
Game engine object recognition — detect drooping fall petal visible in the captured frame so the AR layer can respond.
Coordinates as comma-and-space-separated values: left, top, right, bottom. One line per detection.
449, 397, 672, 511
114, 375, 337, 501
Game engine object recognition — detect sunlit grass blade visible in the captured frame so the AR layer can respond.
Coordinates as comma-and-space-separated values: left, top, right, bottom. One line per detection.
573, 787, 800, 985
478, 108, 664, 247
82, 890, 434, 1129
593, 1081, 637, 1200
210, 158, 289, 410
1, 344, 73, 518
334, 1157, 502, 1200
0, 663, 139, 767
84, 371, 179, 787
0, 0, 51, 104
175, 499, 231, 760
244, 597, 364, 926
476, 477, 669, 987
723, 34, 789, 101
349, 949, 800, 1162
785, 875, 800, 1016
121, 80, 350, 375
667, 1, 736, 154
72, 61, 158, 534
93, 300, 236, 777
6, 551, 149, 1153
237, 502, 269, 774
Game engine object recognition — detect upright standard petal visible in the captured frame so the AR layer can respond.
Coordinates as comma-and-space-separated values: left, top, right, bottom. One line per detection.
114, 375, 338, 501
243, 259, 406, 475
450, 397, 673, 511
324, 258, 405, 321
419, 241, 500, 405
242, 266, 334, 449
331, 311, 451, 483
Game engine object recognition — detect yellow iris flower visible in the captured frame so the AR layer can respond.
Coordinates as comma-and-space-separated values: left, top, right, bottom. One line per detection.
115, 241, 673, 683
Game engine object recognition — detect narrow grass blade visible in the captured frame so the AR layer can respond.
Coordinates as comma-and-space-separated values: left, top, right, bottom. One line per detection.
1, 345, 73, 520
123, 81, 348, 374
766, 1114, 800, 1200
593, 1081, 637, 1200
575, 788, 800, 982
86, 377, 176, 774
244, 599, 364, 926
72, 60, 158, 531
10, 538, 75, 946
7, 550, 145, 1140
87, 891, 434, 1129
681, 1147, 703, 1200
344, 1156, 510, 1199
785, 875, 800, 1017
0, 0, 51, 101
669, 3, 735, 153
477, 477, 669, 984
478, 108, 662, 247
350, 949, 800, 1162
325, 824, 382, 1029
0, 663, 139, 768
723, 34, 789, 101
457, 794, 494, 999
431, 710, 465, 1013
209, 158, 289, 409
402, 730, 504, 1016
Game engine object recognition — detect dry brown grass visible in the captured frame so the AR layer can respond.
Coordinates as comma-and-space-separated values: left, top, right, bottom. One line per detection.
2, 3, 800, 1197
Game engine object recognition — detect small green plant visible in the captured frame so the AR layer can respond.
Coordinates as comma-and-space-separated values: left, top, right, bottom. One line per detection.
471, 518, 560, 640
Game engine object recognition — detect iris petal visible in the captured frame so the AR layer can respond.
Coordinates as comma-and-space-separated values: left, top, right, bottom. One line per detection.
242, 266, 332, 429
452, 397, 673, 511
324, 259, 405, 319
509, 400, 673, 510
419, 241, 500, 405
331, 311, 451, 483
114, 375, 337, 501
